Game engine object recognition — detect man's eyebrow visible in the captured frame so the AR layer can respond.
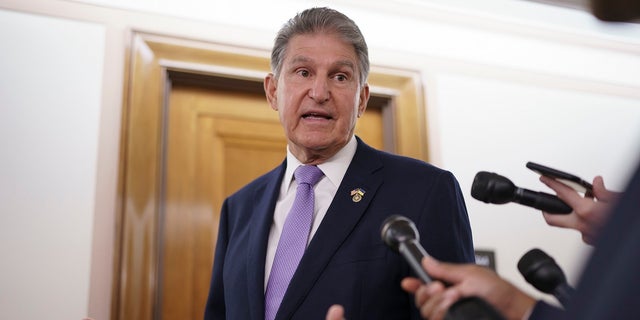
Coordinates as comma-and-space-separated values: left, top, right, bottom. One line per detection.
333, 60, 356, 71
288, 56, 356, 71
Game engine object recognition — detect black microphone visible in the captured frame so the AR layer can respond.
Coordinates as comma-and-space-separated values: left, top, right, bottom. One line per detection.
590, 0, 640, 22
471, 171, 572, 214
381, 215, 505, 320
517, 248, 575, 307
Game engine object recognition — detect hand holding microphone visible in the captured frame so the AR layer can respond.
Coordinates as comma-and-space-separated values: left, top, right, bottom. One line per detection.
382, 215, 506, 320
471, 163, 621, 244
471, 171, 572, 214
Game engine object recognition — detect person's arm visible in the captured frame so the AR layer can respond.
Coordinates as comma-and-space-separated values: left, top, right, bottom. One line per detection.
540, 175, 620, 244
419, 170, 475, 263
401, 256, 536, 320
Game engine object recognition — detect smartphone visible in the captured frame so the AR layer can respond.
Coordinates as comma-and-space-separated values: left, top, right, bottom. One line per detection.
526, 161, 594, 197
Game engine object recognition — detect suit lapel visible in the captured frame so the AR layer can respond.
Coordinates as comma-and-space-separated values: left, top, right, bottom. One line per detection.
246, 162, 286, 320
275, 139, 384, 320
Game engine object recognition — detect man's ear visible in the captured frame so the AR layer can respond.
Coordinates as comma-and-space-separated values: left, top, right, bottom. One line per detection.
357, 83, 370, 117
264, 73, 278, 111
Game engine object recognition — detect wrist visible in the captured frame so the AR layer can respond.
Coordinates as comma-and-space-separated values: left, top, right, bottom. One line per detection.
495, 288, 536, 320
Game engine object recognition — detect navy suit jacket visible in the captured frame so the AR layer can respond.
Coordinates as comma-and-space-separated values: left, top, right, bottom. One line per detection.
204, 137, 475, 320
529, 160, 640, 320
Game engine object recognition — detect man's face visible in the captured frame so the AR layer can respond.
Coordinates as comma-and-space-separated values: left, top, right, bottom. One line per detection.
264, 32, 370, 163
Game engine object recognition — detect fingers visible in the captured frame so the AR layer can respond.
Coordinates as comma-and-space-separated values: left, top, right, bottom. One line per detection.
592, 176, 608, 199
542, 211, 579, 229
401, 277, 423, 294
539, 176, 584, 208
592, 176, 620, 202
592, 176, 606, 194
540, 175, 618, 246
402, 256, 460, 320
422, 255, 479, 294
325, 304, 344, 320
421, 255, 464, 284
417, 281, 446, 306
415, 282, 457, 320
402, 274, 451, 320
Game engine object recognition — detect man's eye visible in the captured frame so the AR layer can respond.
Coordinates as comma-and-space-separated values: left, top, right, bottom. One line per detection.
297, 70, 310, 77
335, 74, 348, 81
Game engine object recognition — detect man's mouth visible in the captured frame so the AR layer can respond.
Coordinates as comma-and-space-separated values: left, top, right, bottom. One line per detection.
302, 112, 332, 120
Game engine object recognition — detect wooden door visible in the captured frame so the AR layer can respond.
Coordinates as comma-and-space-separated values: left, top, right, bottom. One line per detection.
114, 32, 427, 320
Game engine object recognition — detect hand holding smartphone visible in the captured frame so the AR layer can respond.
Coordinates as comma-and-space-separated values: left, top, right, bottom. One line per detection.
526, 162, 594, 197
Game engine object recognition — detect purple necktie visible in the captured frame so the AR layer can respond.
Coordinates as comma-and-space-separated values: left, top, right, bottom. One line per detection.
264, 165, 324, 320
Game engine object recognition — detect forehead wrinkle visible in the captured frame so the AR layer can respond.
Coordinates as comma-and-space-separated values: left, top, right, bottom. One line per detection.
288, 55, 311, 65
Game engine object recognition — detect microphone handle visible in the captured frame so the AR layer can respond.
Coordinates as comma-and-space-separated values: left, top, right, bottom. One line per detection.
398, 241, 505, 320
398, 240, 432, 283
445, 297, 506, 320
515, 188, 572, 214
554, 283, 576, 307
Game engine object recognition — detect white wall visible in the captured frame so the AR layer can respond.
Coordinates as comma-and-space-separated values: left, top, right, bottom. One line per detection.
434, 73, 640, 293
0, 8, 105, 320
0, 0, 639, 319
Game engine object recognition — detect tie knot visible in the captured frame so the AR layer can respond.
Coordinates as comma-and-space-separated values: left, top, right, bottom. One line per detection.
294, 165, 324, 186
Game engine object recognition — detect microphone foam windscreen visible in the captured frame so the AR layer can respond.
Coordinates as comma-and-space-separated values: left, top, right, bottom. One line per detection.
517, 248, 549, 275
471, 171, 492, 201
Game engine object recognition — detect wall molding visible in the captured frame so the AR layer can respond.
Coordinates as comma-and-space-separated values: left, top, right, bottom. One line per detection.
340, 0, 640, 54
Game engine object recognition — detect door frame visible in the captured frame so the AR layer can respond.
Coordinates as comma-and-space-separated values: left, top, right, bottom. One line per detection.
112, 31, 429, 320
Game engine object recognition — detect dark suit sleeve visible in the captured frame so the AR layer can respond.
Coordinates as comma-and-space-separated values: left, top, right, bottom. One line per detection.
560, 162, 640, 320
418, 170, 475, 263
204, 199, 230, 320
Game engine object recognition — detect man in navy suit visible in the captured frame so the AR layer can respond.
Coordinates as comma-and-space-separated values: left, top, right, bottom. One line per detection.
204, 7, 475, 320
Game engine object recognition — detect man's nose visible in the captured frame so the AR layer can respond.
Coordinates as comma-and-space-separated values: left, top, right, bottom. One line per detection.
308, 77, 330, 103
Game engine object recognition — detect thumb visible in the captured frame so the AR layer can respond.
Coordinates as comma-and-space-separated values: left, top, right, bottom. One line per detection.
421, 255, 466, 285
325, 304, 345, 320
592, 176, 618, 201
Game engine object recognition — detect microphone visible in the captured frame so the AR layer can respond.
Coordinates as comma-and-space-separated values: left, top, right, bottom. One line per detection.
471, 171, 572, 214
517, 248, 575, 307
381, 215, 505, 320
590, 0, 640, 22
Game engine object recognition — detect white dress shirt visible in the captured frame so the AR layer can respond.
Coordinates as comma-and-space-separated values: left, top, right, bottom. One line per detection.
263, 135, 358, 290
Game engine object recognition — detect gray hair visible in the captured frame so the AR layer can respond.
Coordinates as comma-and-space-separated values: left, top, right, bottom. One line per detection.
270, 7, 370, 86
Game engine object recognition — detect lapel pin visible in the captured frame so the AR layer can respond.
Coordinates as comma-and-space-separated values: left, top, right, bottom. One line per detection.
350, 188, 365, 203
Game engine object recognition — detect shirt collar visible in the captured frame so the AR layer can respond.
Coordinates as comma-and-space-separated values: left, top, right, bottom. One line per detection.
284, 135, 358, 191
